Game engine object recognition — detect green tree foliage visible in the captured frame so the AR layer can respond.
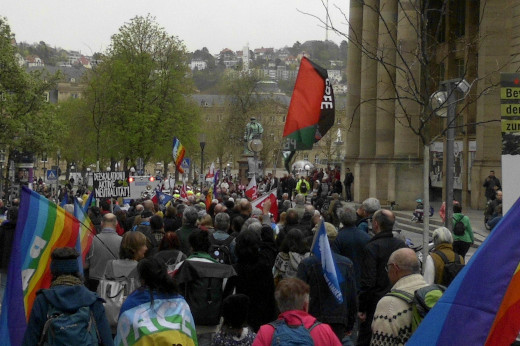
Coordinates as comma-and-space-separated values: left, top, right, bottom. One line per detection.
0, 17, 60, 154
81, 14, 200, 169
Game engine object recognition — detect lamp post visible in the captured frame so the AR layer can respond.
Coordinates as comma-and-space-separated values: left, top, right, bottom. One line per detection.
56, 150, 61, 203
199, 134, 206, 192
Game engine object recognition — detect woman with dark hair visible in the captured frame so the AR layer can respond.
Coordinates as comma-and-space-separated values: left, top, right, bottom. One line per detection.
114, 257, 197, 345
163, 204, 181, 232
230, 215, 245, 237
223, 230, 277, 332
154, 231, 186, 272
23, 247, 113, 346
212, 294, 256, 345
273, 228, 310, 285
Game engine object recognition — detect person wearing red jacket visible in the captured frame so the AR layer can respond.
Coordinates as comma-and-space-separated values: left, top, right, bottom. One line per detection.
253, 277, 341, 346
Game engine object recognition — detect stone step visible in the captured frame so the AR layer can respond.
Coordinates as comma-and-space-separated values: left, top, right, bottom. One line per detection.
393, 212, 484, 247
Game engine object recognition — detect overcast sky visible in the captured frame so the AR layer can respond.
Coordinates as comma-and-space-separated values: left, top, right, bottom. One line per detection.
3, 0, 350, 55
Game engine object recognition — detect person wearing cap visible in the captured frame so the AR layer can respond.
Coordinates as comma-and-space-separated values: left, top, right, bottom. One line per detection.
297, 222, 357, 344
23, 247, 113, 346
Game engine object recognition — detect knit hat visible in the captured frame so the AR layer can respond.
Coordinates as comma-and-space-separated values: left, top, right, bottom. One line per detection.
50, 247, 80, 276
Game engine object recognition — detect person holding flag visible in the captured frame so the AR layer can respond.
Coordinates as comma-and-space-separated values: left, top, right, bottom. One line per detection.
297, 221, 357, 344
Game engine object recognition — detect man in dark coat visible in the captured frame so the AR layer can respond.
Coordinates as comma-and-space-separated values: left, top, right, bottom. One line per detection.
357, 209, 407, 346
483, 170, 501, 201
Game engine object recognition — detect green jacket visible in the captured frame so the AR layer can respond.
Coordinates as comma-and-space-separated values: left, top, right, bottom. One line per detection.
296, 179, 310, 196
452, 213, 474, 243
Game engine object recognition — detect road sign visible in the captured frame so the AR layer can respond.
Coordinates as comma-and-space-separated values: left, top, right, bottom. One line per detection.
47, 169, 57, 181
181, 158, 191, 169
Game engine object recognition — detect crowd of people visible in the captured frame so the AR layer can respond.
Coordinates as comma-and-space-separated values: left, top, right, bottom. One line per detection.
0, 166, 479, 346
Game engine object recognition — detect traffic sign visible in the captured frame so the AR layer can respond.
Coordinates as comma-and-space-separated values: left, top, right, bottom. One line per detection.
47, 169, 57, 181
181, 158, 191, 169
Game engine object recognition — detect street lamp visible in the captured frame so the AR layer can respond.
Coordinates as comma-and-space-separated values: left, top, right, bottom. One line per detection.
199, 133, 206, 192
86, 167, 91, 188
56, 150, 61, 202
431, 78, 470, 230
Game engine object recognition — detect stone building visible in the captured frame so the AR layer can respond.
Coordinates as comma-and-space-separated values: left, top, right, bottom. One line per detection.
345, 0, 519, 209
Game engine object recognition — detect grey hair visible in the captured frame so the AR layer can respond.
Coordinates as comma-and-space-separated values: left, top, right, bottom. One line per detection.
183, 206, 199, 226
215, 212, 230, 231
339, 206, 357, 227
247, 221, 263, 237
362, 197, 381, 214
241, 217, 261, 233
294, 194, 305, 205
432, 226, 453, 246
282, 200, 292, 209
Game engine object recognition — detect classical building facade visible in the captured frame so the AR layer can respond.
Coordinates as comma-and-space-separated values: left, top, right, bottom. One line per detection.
345, 0, 520, 209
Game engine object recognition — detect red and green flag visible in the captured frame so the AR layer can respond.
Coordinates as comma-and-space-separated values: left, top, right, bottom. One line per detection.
282, 57, 335, 172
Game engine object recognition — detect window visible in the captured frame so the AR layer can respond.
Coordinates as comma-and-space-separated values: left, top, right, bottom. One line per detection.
454, 0, 466, 38
282, 116, 286, 122
43, 92, 50, 102
314, 155, 319, 164
71, 93, 78, 99
303, 154, 309, 161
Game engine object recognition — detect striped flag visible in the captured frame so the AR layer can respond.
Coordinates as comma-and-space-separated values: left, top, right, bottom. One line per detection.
73, 198, 96, 272
408, 197, 520, 345
82, 190, 95, 214
0, 187, 81, 346
311, 221, 344, 303
172, 137, 186, 174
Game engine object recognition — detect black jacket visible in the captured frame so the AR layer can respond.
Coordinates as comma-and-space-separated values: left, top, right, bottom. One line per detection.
358, 231, 406, 314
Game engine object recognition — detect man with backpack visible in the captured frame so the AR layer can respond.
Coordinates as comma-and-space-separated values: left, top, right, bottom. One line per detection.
209, 212, 236, 264
371, 248, 429, 345
175, 229, 236, 346
253, 277, 341, 345
23, 247, 113, 346
423, 227, 465, 286
452, 203, 474, 258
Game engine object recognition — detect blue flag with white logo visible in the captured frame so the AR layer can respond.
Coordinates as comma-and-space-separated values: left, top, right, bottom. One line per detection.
311, 221, 344, 303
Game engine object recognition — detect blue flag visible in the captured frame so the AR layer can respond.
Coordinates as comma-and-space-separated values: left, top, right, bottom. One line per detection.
60, 190, 68, 207
155, 190, 173, 206
311, 221, 344, 303
82, 190, 95, 214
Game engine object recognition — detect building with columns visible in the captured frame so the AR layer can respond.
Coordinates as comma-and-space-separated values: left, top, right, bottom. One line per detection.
345, 0, 520, 209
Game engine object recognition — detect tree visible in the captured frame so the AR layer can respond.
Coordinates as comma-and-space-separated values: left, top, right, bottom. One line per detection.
0, 17, 60, 158
84, 14, 200, 172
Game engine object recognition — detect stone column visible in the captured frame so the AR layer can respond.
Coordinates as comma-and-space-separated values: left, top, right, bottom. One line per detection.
357, 0, 379, 200
393, 0, 420, 158
345, 0, 363, 160
346, 0, 364, 202
471, 0, 512, 208
375, 0, 397, 158
359, 0, 379, 159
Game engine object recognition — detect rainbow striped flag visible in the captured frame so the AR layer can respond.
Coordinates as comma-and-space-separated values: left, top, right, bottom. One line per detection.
73, 198, 96, 270
0, 187, 80, 346
172, 137, 186, 174
409, 197, 520, 345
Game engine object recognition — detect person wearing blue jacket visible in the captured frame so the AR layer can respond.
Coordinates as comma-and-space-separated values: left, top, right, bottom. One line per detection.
22, 247, 113, 346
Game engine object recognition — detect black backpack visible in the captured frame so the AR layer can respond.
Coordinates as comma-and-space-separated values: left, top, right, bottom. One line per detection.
434, 251, 465, 286
453, 216, 466, 236
209, 233, 234, 264
299, 181, 308, 193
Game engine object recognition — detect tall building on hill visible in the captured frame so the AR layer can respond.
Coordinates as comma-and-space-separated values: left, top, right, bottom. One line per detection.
345, 0, 520, 209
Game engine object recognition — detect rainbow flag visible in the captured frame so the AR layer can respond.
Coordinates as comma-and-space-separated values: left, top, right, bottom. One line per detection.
82, 190, 95, 214
0, 187, 80, 346
408, 197, 520, 345
73, 198, 96, 270
172, 137, 186, 174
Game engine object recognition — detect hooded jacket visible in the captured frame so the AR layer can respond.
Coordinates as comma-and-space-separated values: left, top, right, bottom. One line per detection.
23, 284, 113, 346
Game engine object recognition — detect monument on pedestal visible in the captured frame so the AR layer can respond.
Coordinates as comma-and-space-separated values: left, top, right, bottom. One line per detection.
238, 117, 264, 185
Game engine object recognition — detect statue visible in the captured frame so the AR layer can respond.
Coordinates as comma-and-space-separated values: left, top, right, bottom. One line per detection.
244, 117, 264, 154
